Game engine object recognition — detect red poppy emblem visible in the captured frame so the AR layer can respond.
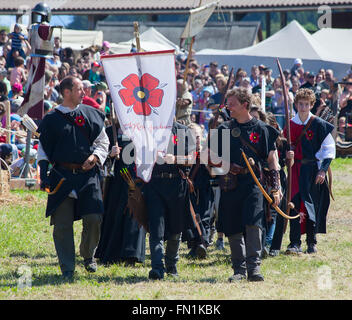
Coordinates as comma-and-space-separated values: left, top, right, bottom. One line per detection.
173, 135, 178, 145
118, 73, 164, 116
75, 115, 85, 127
306, 130, 314, 141
249, 132, 259, 144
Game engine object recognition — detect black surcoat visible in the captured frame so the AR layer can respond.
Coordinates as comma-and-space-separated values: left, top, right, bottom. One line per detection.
37, 104, 106, 219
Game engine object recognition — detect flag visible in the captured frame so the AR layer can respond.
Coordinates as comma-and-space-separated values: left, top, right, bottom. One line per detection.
101, 50, 177, 182
181, 1, 219, 39
17, 24, 52, 119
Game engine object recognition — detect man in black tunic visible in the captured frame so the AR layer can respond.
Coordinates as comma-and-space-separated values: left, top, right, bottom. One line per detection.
142, 121, 195, 280
37, 76, 109, 280
211, 87, 282, 282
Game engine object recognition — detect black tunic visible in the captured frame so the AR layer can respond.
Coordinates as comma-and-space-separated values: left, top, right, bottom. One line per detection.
288, 116, 334, 234
37, 104, 106, 219
95, 126, 146, 264
214, 117, 279, 236
142, 121, 196, 240
183, 164, 215, 245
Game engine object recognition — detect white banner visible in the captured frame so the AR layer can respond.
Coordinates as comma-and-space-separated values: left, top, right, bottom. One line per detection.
181, 1, 219, 39
101, 50, 177, 182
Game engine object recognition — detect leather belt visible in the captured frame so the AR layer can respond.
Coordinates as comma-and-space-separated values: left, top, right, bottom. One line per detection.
153, 172, 180, 179
228, 162, 250, 175
56, 162, 85, 174
230, 168, 249, 175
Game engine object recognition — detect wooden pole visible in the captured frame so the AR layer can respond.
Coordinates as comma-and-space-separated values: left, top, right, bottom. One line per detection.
183, 36, 195, 85
22, 129, 31, 178
4, 100, 11, 143
133, 21, 141, 53
182, 0, 203, 85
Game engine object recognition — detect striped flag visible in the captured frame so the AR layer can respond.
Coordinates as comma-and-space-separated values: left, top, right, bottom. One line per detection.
17, 25, 52, 120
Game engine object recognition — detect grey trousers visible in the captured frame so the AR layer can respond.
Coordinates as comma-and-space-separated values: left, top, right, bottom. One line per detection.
50, 197, 102, 273
228, 225, 262, 275
149, 233, 181, 272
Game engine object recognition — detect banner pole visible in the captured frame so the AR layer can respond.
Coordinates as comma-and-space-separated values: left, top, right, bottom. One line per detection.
183, 36, 195, 86
133, 21, 141, 53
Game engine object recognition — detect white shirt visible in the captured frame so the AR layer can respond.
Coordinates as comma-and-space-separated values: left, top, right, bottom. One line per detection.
37, 104, 110, 198
291, 112, 336, 169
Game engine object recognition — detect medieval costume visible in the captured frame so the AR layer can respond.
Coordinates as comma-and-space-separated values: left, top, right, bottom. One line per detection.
184, 164, 215, 258
37, 104, 109, 277
214, 117, 279, 280
284, 112, 335, 254
142, 121, 196, 279
95, 124, 146, 265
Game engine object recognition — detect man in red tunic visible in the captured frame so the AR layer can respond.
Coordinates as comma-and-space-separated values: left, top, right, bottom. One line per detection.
285, 88, 335, 254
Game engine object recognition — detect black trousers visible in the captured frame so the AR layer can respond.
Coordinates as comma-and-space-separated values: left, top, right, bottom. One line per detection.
270, 212, 285, 251
289, 216, 317, 246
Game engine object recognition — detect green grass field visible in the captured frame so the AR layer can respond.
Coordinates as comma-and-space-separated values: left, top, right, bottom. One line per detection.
0, 158, 351, 300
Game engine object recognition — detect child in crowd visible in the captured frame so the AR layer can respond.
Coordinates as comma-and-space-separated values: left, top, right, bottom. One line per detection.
6, 24, 30, 68
10, 57, 26, 86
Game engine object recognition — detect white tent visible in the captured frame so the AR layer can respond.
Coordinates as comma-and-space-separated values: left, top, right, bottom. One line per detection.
52, 29, 103, 51
312, 28, 352, 65
109, 27, 180, 54
9, 24, 103, 51
195, 20, 351, 80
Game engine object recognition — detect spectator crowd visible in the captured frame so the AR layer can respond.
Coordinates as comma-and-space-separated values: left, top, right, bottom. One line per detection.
0, 24, 352, 180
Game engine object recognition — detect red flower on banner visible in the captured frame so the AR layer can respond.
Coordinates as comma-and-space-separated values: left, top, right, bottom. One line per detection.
75, 115, 85, 127
249, 132, 259, 144
118, 73, 164, 116
306, 130, 314, 141
173, 135, 178, 145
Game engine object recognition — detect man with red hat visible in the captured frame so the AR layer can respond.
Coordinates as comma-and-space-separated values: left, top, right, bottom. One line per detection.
82, 80, 100, 110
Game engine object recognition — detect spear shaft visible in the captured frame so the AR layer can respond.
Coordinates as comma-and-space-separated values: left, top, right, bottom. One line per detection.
276, 58, 293, 228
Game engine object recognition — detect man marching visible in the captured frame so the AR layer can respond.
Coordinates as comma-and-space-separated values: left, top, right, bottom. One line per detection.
210, 87, 282, 282
285, 88, 335, 255
37, 76, 109, 280
142, 120, 196, 280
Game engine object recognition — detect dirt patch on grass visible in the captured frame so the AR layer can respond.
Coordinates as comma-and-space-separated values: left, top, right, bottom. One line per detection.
0, 192, 45, 207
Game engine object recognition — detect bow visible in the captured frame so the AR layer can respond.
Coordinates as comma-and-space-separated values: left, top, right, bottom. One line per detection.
241, 149, 299, 220
276, 58, 294, 225
45, 178, 65, 195
44, 166, 66, 196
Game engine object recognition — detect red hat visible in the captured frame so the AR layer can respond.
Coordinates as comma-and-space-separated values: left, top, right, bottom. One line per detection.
92, 61, 100, 68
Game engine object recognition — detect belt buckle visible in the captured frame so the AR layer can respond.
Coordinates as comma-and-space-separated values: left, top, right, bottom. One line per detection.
72, 168, 77, 175
169, 173, 172, 179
